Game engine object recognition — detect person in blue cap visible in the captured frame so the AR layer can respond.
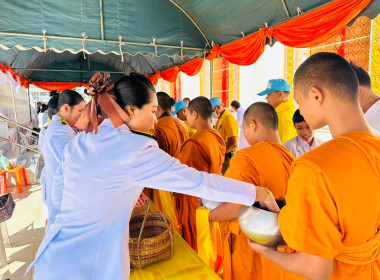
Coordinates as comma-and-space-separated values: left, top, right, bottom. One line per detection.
257, 79, 297, 143
210, 97, 239, 174
173, 100, 196, 136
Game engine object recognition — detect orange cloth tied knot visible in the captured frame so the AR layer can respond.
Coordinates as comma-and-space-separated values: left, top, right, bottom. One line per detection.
259, 27, 273, 38
206, 44, 222, 60
81, 72, 130, 134
335, 230, 380, 265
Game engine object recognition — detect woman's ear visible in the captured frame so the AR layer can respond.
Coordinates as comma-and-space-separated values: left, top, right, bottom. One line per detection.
63, 104, 71, 113
124, 105, 136, 117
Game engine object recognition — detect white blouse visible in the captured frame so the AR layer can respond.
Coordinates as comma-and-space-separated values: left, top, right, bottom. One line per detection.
30, 119, 256, 280
40, 115, 75, 219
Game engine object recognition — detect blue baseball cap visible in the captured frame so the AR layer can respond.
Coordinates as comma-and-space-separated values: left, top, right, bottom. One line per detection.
210, 97, 222, 109
257, 79, 290, 96
173, 101, 187, 115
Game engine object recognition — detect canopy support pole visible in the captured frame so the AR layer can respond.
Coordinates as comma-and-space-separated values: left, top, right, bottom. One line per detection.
168, 0, 211, 47
11, 86, 18, 124
0, 32, 206, 52
27, 87, 32, 125
209, 60, 213, 98
99, 0, 105, 40
280, 0, 291, 18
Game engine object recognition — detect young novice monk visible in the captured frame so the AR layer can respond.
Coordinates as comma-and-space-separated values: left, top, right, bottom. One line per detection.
173, 100, 197, 136
284, 109, 324, 158
153, 91, 189, 234
248, 52, 380, 280
178, 97, 225, 254
209, 102, 292, 280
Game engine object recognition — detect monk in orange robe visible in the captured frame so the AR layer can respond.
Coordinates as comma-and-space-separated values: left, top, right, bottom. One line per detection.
152, 91, 189, 234
178, 96, 226, 253
248, 53, 380, 280
209, 102, 292, 280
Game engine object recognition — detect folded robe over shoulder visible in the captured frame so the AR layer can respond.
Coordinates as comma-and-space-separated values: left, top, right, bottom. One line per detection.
223, 142, 296, 280
279, 132, 380, 280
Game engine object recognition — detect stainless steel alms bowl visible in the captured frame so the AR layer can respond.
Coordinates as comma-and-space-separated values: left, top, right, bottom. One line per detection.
201, 199, 222, 210
238, 206, 287, 248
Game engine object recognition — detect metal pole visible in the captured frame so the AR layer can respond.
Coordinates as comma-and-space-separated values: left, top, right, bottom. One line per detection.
0, 31, 206, 51
0, 115, 39, 135
10, 86, 20, 152
209, 60, 213, 98
27, 87, 32, 126
0, 136, 40, 154
11, 86, 18, 124
99, 0, 105, 40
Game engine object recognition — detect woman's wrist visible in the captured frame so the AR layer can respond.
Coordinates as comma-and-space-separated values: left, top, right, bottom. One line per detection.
255, 186, 271, 202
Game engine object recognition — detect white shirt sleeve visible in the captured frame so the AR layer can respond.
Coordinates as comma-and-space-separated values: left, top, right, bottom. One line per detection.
131, 143, 256, 206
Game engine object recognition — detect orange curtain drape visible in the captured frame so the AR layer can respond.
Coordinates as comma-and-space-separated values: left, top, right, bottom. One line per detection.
206, 0, 371, 65
0, 64, 31, 88
3, 0, 372, 88
148, 58, 204, 85
32, 81, 89, 92
149, 0, 370, 84
272, 0, 371, 47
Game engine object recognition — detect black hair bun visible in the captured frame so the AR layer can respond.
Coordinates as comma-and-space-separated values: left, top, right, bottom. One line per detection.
49, 90, 60, 98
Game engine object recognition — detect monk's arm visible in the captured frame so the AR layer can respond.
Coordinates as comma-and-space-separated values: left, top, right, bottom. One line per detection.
209, 202, 241, 222
225, 136, 238, 153
248, 242, 333, 280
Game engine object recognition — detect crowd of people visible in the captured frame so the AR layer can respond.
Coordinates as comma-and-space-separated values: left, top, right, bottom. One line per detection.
28, 52, 379, 279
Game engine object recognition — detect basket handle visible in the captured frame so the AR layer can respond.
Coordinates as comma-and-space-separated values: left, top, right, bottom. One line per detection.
146, 197, 174, 252
137, 201, 150, 268
136, 197, 174, 262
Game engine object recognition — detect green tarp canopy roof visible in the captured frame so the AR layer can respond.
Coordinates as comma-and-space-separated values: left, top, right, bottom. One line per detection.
0, 0, 379, 83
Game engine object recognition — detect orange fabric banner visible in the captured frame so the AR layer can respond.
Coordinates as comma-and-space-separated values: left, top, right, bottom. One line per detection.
272, 0, 371, 47
147, 58, 204, 85
32, 81, 89, 92
180, 57, 204, 76
161, 66, 180, 83
0, 64, 31, 88
206, 0, 371, 65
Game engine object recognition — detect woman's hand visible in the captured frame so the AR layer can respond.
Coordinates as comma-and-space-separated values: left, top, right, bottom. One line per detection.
256, 187, 280, 213
135, 192, 147, 208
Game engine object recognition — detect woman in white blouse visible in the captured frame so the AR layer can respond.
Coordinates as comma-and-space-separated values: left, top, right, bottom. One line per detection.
29, 73, 278, 280
40, 90, 85, 221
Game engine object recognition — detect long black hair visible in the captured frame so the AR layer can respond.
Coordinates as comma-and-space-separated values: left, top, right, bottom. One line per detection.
113, 74, 156, 110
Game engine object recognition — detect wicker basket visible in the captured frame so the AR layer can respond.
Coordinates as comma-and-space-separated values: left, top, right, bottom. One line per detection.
129, 200, 174, 269
0, 193, 15, 223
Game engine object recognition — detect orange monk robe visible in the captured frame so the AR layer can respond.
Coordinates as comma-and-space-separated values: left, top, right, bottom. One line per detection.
279, 132, 380, 280
222, 142, 295, 280
153, 115, 189, 234
178, 129, 226, 251
154, 115, 189, 158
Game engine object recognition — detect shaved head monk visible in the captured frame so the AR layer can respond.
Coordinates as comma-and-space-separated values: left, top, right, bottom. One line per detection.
153, 91, 189, 234
209, 102, 292, 280
178, 97, 226, 258
249, 52, 380, 280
